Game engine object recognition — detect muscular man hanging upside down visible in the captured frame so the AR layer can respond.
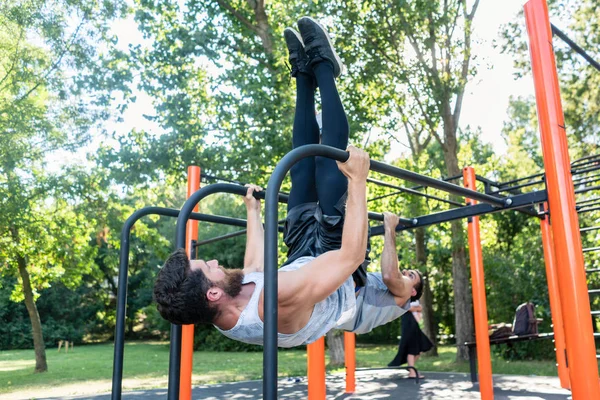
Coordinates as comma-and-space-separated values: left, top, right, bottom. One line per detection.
153, 17, 423, 347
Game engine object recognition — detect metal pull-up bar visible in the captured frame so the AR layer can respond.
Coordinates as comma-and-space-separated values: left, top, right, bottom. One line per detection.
262, 144, 511, 399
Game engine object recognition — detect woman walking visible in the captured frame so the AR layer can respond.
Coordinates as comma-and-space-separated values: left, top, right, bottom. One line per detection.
387, 300, 433, 379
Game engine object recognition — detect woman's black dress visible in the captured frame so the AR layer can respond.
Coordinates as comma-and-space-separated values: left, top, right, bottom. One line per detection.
388, 311, 433, 366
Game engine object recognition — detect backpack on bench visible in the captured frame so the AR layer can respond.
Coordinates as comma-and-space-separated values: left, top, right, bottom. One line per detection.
512, 302, 539, 336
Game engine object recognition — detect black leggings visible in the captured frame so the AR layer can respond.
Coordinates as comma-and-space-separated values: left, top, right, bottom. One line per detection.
288, 62, 349, 216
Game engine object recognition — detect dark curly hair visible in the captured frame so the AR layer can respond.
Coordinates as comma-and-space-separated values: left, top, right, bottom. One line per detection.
153, 249, 218, 325
411, 270, 424, 302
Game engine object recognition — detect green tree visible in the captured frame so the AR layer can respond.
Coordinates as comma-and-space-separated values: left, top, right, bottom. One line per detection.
0, 0, 127, 371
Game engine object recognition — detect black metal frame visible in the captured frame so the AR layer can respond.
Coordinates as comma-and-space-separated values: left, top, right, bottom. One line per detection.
551, 24, 600, 72
113, 143, 575, 399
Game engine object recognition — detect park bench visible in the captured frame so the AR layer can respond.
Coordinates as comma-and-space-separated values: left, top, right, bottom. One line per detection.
464, 332, 555, 383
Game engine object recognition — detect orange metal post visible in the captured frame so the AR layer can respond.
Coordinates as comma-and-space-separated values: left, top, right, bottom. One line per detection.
180, 166, 201, 400
524, 1, 600, 398
344, 332, 356, 393
463, 167, 494, 400
539, 205, 570, 389
307, 337, 326, 400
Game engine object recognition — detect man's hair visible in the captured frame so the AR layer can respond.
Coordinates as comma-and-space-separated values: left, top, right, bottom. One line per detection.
153, 249, 218, 325
411, 270, 424, 302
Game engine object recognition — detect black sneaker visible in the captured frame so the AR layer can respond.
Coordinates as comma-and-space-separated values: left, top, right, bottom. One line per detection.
297, 16, 344, 78
283, 27, 313, 78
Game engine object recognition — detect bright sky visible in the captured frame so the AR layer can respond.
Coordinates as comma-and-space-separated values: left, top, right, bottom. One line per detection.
459, 0, 533, 154
51, 1, 534, 169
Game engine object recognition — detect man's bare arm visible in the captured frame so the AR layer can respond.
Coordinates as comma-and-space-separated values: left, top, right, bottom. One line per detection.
279, 146, 369, 308
242, 185, 264, 273
381, 212, 412, 305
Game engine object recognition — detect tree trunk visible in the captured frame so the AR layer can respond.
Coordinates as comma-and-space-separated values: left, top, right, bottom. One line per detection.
17, 253, 48, 373
442, 119, 474, 362
414, 227, 438, 356
326, 329, 345, 366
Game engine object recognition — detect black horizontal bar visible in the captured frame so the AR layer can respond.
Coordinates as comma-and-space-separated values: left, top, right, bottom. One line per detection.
577, 197, 600, 206
551, 24, 600, 72
497, 172, 545, 187
367, 161, 509, 207
368, 189, 405, 203
574, 175, 600, 188
575, 185, 600, 195
581, 226, 600, 233
571, 154, 600, 168
195, 229, 248, 247
409, 174, 463, 191
370, 190, 547, 236
367, 177, 463, 207
583, 247, 600, 253
475, 174, 499, 187
578, 206, 600, 215
572, 164, 600, 176
495, 178, 545, 193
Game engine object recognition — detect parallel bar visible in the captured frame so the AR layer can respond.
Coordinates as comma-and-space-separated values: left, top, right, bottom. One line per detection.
586, 268, 600, 274
571, 154, 600, 167
464, 167, 494, 399
573, 173, 600, 185
572, 164, 600, 176
581, 226, 600, 233
578, 206, 600, 214
367, 177, 463, 206
368, 157, 510, 207
495, 179, 545, 193
576, 197, 600, 206
408, 173, 463, 191
588, 289, 600, 294
498, 172, 545, 187
525, 2, 600, 398
370, 190, 548, 236
575, 185, 600, 195
583, 247, 600, 253
591, 311, 600, 316
551, 24, 600, 72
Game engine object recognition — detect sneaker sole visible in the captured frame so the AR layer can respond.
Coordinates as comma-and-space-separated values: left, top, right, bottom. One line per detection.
284, 27, 304, 46
299, 16, 344, 77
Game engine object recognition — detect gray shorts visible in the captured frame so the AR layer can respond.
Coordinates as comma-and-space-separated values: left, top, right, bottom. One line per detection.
337, 273, 410, 334
282, 202, 370, 286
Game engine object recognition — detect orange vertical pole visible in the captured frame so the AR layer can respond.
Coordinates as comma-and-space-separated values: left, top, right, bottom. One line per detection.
463, 167, 494, 400
180, 166, 201, 400
539, 204, 570, 389
524, 1, 600, 398
307, 337, 326, 400
344, 332, 355, 393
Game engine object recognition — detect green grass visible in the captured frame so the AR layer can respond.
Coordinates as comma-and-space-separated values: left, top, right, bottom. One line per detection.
0, 341, 563, 396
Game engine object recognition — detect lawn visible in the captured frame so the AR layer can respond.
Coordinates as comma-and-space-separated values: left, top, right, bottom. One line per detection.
0, 341, 563, 398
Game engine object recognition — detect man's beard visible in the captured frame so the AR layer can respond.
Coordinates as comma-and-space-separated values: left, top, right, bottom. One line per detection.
216, 268, 244, 298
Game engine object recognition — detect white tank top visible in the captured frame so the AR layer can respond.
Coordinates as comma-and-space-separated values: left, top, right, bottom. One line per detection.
215, 256, 356, 348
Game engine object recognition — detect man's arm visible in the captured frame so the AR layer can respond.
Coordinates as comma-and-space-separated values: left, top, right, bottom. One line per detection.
278, 146, 370, 308
381, 212, 412, 306
242, 185, 264, 274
